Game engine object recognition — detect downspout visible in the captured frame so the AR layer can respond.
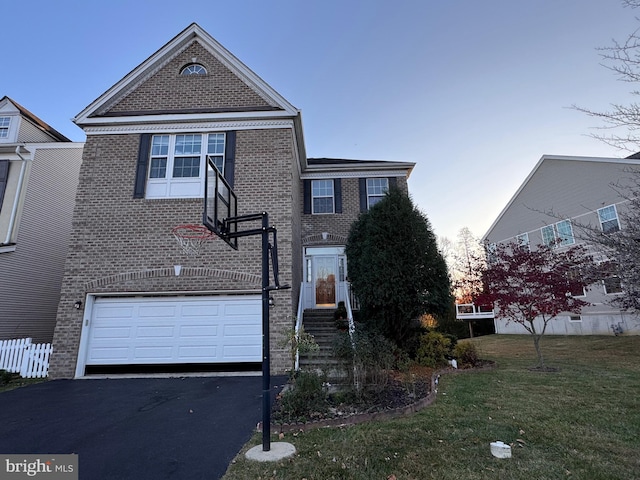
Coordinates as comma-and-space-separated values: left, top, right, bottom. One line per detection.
4, 145, 30, 245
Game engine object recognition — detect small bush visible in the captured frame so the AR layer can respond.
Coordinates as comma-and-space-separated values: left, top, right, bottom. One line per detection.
416, 331, 453, 368
454, 341, 479, 367
334, 325, 396, 394
0, 370, 12, 386
276, 370, 327, 423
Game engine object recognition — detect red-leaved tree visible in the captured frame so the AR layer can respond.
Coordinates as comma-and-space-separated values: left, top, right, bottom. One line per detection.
476, 243, 597, 369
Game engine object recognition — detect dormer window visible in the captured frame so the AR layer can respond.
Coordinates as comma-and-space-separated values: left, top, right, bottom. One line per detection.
0, 117, 10, 138
180, 64, 207, 76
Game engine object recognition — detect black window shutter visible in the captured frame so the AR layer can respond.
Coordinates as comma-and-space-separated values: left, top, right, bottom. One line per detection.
388, 177, 397, 189
358, 178, 367, 212
334, 178, 342, 213
0, 160, 9, 209
224, 131, 236, 188
133, 134, 151, 198
303, 180, 311, 214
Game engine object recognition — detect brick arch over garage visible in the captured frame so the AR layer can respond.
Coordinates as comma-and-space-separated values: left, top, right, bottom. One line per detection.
84, 267, 262, 290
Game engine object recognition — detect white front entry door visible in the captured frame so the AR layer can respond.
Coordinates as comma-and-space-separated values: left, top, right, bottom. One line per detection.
303, 247, 347, 309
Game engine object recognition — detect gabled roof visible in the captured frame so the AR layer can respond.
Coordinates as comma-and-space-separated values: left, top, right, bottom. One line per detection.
482, 154, 640, 242
0, 96, 70, 142
73, 23, 300, 126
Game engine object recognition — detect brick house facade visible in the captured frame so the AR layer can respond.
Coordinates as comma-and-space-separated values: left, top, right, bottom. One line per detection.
50, 23, 413, 378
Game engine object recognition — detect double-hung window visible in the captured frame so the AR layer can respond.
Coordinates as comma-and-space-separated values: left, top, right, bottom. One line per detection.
541, 220, 574, 247
597, 205, 620, 233
312, 180, 334, 214
146, 133, 225, 199
515, 232, 530, 250
0, 117, 10, 139
367, 178, 389, 208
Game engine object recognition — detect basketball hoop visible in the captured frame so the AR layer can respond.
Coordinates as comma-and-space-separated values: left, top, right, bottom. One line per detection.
171, 224, 215, 256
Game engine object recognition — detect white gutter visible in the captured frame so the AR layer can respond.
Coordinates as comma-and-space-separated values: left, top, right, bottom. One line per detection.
4, 145, 30, 244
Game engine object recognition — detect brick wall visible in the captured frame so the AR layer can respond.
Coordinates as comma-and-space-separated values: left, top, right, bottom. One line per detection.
107, 42, 273, 113
50, 128, 298, 378
301, 176, 409, 242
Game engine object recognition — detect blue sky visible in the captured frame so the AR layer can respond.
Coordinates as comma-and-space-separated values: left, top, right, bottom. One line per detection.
3, 1, 638, 241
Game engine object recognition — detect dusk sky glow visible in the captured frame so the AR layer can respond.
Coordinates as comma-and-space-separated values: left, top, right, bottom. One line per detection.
3, 0, 638, 241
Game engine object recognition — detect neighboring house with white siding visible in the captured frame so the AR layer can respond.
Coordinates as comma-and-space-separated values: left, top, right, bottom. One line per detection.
483, 153, 640, 335
0, 96, 83, 342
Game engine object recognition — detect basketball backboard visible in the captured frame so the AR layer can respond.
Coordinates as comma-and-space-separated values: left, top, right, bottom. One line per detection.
203, 157, 238, 250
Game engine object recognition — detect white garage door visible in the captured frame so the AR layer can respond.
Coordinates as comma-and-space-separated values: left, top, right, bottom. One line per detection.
85, 295, 262, 365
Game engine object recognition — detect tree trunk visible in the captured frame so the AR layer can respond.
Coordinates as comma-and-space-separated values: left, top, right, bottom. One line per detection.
532, 334, 545, 368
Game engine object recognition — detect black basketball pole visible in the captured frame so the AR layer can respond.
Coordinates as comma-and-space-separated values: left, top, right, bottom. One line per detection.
261, 212, 271, 452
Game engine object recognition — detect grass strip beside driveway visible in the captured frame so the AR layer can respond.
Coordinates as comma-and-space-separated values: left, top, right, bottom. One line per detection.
223, 335, 640, 480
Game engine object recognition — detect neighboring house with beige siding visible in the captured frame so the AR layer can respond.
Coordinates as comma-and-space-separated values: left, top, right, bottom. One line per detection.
483, 154, 640, 335
0, 96, 83, 342
49, 23, 414, 378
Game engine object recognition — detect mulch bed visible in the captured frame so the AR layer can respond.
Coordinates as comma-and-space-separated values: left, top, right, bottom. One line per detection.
267, 361, 495, 433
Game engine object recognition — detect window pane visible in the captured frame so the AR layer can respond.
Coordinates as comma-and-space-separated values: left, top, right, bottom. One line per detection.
598, 206, 620, 233
0, 116, 9, 137
149, 158, 167, 178
604, 276, 622, 294
173, 157, 200, 178
151, 135, 169, 156
175, 134, 201, 155
312, 180, 334, 196
367, 178, 389, 196
541, 225, 556, 246
208, 133, 225, 155
313, 197, 334, 214
516, 233, 529, 247
208, 155, 224, 174
556, 220, 574, 246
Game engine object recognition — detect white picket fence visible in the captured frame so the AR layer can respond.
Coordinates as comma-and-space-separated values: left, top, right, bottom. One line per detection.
0, 338, 52, 378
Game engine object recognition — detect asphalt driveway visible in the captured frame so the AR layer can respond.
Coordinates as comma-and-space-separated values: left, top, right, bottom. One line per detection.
0, 375, 287, 479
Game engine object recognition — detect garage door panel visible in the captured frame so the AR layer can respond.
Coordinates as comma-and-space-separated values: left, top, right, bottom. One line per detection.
85, 296, 261, 366
223, 345, 261, 360
138, 305, 178, 318
136, 326, 175, 338
95, 306, 135, 319
91, 326, 132, 339
181, 305, 220, 317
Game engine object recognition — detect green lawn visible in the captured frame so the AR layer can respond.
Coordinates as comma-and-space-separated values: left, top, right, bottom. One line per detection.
223, 335, 640, 480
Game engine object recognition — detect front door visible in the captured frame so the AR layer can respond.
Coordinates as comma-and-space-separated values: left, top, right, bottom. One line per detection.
314, 256, 336, 306
303, 247, 347, 309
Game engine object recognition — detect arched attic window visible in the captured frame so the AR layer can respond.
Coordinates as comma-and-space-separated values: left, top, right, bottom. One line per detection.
180, 63, 207, 76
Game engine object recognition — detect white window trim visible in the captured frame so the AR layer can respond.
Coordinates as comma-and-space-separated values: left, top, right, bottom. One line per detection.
0, 116, 19, 143
568, 315, 582, 323
311, 179, 335, 214
597, 204, 620, 233
146, 133, 224, 199
603, 276, 623, 295
0, 156, 30, 248
541, 220, 575, 247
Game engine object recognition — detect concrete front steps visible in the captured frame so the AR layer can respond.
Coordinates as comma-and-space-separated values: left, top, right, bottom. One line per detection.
298, 309, 349, 380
